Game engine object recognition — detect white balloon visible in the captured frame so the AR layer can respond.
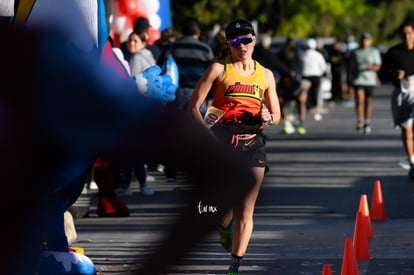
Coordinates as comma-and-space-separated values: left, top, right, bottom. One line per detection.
111, 15, 127, 34
120, 27, 133, 43
148, 13, 161, 30
139, 0, 160, 14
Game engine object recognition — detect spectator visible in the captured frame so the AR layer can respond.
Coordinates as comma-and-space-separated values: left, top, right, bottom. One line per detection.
120, 16, 160, 62
127, 30, 156, 76
165, 17, 214, 182
155, 27, 179, 89
155, 27, 176, 66
171, 16, 214, 113
113, 30, 156, 197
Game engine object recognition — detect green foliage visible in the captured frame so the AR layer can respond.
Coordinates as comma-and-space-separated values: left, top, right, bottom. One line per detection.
170, 0, 414, 46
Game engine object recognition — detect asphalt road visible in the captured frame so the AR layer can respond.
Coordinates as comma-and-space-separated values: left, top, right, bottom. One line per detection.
74, 83, 414, 275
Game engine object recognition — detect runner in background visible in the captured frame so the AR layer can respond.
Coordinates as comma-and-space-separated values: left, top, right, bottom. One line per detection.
379, 20, 414, 178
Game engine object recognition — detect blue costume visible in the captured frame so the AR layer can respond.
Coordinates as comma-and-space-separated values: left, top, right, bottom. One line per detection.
1, 1, 175, 274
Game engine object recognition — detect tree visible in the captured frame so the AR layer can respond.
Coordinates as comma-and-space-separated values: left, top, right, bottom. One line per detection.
170, 0, 414, 46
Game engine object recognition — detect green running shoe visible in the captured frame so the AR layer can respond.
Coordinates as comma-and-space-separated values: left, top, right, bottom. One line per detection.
281, 122, 295, 134
219, 221, 233, 252
296, 124, 307, 135
227, 272, 238, 275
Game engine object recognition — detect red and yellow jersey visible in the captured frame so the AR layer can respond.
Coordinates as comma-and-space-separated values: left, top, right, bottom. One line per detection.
212, 56, 266, 124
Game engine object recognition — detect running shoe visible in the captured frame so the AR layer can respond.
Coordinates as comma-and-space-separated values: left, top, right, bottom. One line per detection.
141, 184, 154, 196
146, 174, 156, 182
313, 113, 322, 121
364, 124, 371, 134
296, 124, 306, 135
398, 158, 411, 170
219, 221, 233, 252
356, 121, 364, 133
343, 99, 355, 108
227, 272, 238, 275
281, 122, 295, 134
88, 180, 98, 190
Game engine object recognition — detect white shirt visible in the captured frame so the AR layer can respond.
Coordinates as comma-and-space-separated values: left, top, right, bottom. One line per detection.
302, 49, 327, 77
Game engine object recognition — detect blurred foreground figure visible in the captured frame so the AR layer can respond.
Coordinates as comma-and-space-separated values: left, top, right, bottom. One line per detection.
0, 22, 254, 275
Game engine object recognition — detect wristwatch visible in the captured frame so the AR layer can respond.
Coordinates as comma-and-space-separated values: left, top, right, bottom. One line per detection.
266, 114, 273, 125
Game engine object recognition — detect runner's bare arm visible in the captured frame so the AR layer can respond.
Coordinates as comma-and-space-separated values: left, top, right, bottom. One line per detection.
263, 68, 281, 125
187, 62, 224, 126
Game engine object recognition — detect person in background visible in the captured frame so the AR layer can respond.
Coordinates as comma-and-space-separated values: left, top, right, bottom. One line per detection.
171, 16, 214, 113
113, 29, 156, 197
348, 32, 382, 134
343, 33, 359, 108
253, 33, 293, 80
155, 27, 176, 65
328, 39, 346, 107
253, 34, 297, 136
128, 30, 156, 76
302, 38, 327, 122
277, 37, 305, 134
278, 37, 303, 77
379, 19, 414, 178
187, 19, 280, 275
155, 27, 179, 87
120, 16, 159, 62
164, 17, 214, 182
212, 24, 229, 60
143, 27, 178, 175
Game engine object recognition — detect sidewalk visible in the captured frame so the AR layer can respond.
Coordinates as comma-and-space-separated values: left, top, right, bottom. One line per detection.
73, 83, 414, 275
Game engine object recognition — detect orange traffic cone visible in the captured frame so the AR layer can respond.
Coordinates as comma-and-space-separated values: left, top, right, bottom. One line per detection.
358, 194, 374, 238
341, 237, 359, 275
353, 211, 371, 260
322, 263, 332, 275
370, 180, 387, 221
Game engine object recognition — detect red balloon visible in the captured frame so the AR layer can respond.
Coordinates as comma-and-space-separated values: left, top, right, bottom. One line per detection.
148, 28, 160, 45
124, 0, 140, 17
126, 17, 133, 29
117, 0, 139, 17
116, 0, 128, 15
130, 12, 148, 23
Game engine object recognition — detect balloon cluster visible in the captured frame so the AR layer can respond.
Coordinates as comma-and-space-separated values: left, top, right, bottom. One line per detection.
110, 0, 161, 45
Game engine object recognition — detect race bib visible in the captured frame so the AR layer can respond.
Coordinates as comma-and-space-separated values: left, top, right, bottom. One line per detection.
204, 106, 225, 128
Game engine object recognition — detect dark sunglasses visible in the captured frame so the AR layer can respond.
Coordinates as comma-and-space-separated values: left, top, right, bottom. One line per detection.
228, 36, 254, 47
